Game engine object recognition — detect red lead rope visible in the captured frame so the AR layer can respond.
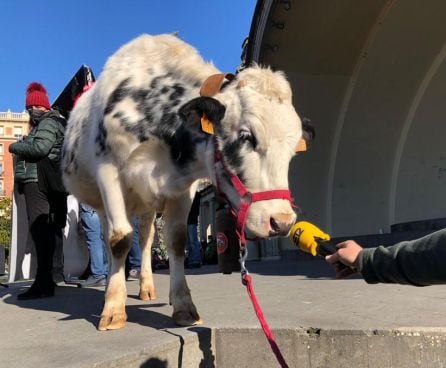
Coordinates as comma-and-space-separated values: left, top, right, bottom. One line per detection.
213, 142, 291, 367
243, 273, 289, 368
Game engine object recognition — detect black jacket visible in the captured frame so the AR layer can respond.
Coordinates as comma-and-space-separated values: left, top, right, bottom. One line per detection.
359, 228, 446, 286
9, 110, 66, 192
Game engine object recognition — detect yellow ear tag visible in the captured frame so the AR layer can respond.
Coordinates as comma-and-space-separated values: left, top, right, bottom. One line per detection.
201, 114, 214, 135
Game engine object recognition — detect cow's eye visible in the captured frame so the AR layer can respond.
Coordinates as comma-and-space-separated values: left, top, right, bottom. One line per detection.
238, 129, 256, 147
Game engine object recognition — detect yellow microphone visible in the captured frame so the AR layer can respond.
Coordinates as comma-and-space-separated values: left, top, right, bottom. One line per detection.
289, 221, 337, 257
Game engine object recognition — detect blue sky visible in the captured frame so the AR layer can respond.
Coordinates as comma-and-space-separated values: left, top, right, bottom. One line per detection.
1, 1, 256, 112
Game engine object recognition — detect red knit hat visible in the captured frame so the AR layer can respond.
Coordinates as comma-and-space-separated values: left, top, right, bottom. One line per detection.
25, 82, 51, 109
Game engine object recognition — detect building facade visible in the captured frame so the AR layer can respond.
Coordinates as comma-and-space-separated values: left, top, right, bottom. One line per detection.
0, 110, 30, 198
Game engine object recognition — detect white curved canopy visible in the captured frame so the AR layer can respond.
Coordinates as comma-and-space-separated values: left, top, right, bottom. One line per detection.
247, 0, 446, 236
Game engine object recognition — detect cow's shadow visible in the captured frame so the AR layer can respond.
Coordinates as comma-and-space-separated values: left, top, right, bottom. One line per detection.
2, 282, 216, 367
2, 282, 175, 329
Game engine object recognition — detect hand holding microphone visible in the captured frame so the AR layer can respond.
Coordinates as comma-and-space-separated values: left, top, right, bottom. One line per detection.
325, 240, 362, 278
289, 221, 359, 278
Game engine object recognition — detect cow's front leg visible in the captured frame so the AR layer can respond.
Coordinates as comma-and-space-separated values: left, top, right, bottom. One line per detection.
99, 254, 129, 330
137, 212, 157, 300
96, 162, 133, 331
164, 197, 202, 326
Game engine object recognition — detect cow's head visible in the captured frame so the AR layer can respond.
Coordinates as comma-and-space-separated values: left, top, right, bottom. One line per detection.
179, 66, 310, 239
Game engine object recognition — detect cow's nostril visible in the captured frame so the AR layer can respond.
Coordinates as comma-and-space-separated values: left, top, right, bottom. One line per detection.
270, 217, 281, 233
270, 216, 293, 236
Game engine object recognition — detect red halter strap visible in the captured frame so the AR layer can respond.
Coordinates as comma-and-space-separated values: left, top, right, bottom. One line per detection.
214, 146, 293, 244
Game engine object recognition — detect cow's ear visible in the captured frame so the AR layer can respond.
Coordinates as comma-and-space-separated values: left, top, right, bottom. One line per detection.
200, 73, 235, 97
179, 97, 226, 135
296, 117, 315, 153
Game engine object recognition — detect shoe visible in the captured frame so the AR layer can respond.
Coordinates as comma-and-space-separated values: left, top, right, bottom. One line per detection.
128, 269, 140, 280
52, 273, 65, 284
77, 275, 106, 288
64, 275, 84, 285
18, 282, 55, 300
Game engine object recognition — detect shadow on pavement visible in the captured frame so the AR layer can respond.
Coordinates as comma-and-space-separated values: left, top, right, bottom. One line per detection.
1, 282, 178, 330
160, 259, 352, 279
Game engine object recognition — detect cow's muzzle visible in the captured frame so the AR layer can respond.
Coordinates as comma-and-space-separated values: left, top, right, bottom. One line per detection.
269, 213, 296, 237
213, 140, 296, 244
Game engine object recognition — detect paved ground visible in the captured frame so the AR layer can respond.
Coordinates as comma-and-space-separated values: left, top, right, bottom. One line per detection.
1, 259, 446, 367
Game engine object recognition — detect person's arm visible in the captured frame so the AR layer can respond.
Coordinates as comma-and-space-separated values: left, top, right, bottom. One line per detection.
9, 118, 58, 160
359, 229, 446, 286
327, 229, 446, 286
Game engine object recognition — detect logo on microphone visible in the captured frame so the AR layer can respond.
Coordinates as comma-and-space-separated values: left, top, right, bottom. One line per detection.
292, 227, 304, 245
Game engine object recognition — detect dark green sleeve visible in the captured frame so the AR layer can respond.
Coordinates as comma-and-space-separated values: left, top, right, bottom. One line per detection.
9, 119, 58, 161
358, 229, 446, 286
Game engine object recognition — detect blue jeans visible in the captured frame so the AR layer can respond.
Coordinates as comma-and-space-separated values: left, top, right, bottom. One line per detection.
79, 203, 108, 278
186, 224, 201, 264
127, 216, 141, 270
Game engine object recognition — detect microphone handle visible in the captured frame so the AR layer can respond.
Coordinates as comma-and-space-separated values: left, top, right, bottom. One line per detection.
316, 240, 338, 257
316, 240, 357, 273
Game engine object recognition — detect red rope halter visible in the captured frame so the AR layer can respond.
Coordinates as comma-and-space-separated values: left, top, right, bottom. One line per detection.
213, 148, 293, 245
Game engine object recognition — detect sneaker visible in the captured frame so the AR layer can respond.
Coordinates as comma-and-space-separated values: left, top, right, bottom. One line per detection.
52, 273, 65, 284
128, 269, 140, 280
64, 275, 85, 285
77, 275, 106, 288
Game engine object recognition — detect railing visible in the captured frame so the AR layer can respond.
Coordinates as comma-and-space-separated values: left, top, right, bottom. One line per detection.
0, 111, 29, 121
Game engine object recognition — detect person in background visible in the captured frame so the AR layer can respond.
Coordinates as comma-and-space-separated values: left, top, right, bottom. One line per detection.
77, 203, 108, 287
325, 229, 446, 286
185, 191, 202, 268
127, 217, 141, 280
10, 82, 67, 300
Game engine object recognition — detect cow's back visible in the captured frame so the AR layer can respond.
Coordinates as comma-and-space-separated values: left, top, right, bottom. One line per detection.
99, 34, 218, 95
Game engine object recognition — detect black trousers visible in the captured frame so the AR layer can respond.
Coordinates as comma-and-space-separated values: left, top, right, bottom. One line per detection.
19, 182, 67, 284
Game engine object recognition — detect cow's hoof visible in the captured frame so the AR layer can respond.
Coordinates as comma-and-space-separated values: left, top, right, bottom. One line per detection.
139, 288, 157, 301
173, 311, 203, 326
98, 312, 127, 331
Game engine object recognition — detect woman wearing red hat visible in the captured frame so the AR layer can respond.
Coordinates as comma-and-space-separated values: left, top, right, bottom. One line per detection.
9, 82, 67, 300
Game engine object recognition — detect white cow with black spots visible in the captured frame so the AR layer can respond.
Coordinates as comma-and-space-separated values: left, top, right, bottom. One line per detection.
62, 34, 306, 331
